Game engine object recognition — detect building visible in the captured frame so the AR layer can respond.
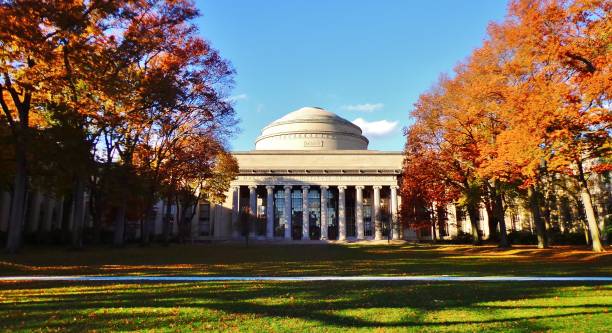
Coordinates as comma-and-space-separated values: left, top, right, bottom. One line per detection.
2, 107, 607, 243
195, 106, 404, 241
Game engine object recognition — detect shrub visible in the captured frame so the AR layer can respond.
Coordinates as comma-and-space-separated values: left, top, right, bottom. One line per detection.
454, 231, 474, 244
550, 232, 588, 245
507, 231, 537, 245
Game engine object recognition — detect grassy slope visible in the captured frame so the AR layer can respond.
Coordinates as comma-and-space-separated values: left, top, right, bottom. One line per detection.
0, 244, 610, 332
0, 243, 611, 276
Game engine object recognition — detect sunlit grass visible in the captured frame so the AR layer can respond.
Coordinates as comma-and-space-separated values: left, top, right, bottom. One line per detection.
1, 243, 610, 277
0, 244, 610, 331
0, 281, 610, 332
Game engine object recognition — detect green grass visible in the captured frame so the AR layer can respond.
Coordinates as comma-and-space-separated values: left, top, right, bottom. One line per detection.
1, 243, 611, 276
0, 281, 610, 332
0, 244, 610, 332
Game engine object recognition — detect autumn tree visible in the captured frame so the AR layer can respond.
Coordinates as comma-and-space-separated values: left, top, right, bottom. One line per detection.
404, 0, 609, 251
481, 0, 610, 251
1, 0, 238, 251
0, 0, 135, 252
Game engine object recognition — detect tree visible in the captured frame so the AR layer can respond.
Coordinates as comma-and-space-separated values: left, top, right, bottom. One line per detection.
1, 0, 238, 251
483, 0, 610, 251
403, 0, 609, 251
0, 0, 131, 252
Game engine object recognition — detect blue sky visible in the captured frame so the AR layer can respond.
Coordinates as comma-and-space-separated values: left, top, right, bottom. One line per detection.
194, 0, 508, 151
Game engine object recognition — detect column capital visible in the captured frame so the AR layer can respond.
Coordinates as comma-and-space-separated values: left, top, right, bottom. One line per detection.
337, 185, 347, 191
301, 185, 310, 190
320, 185, 329, 190
232, 185, 241, 191
373, 185, 382, 190
284, 185, 293, 191
265, 185, 275, 190
390, 185, 400, 190
355, 185, 365, 190
248, 185, 257, 190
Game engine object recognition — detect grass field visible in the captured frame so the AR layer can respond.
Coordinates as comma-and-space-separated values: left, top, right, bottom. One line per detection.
0, 243, 610, 332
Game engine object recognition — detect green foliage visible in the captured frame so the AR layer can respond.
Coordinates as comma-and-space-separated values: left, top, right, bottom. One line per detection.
454, 231, 475, 244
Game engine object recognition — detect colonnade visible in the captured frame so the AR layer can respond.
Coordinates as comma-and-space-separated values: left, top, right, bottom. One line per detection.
230, 184, 399, 241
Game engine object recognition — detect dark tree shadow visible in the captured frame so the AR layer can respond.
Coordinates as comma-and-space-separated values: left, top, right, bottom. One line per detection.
0, 280, 610, 332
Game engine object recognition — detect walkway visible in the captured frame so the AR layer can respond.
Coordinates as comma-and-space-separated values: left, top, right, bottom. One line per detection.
1, 276, 611, 282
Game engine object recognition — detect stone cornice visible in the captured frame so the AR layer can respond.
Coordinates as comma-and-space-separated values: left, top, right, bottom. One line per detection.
255, 130, 369, 146
238, 169, 402, 175
232, 174, 400, 187
233, 150, 403, 155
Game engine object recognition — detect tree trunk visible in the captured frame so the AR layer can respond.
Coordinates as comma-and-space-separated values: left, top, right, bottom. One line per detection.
6, 146, 27, 254
141, 188, 158, 245
576, 162, 604, 252
484, 191, 499, 242
163, 199, 172, 245
60, 195, 72, 244
71, 177, 86, 249
491, 180, 509, 248
431, 206, 437, 243
582, 221, 591, 245
466, 202, 482, 245
89, 182, 103, 245
113, 203, 126, 247
528, 186, 548, 249
141, 197, 155, 245
436, 204, 446, 239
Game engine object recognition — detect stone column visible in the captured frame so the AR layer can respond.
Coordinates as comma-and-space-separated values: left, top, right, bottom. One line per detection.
0, 191, 10, 233
248, 185, 257, 237
43, 197, 55, 232
374, 186, 382, 240
28, 191, 42, 233
302, 185, 310, 240
338, 186, 347, 241
55, 197, 64, 230
320, 185, 329, 240
284, 185, 292, 240
231, 186, 240, 238
356, 186, 364, 240
266, 186, 274, 239
391, 185, 399, 240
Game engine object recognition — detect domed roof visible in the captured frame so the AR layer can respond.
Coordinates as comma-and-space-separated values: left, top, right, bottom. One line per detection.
255, 107, 369, 150
275, 107, 346, 123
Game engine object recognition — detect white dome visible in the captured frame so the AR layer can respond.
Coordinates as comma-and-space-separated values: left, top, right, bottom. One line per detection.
255, 107, 369, 150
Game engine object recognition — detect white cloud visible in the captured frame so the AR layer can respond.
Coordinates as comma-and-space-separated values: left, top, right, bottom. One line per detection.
341, 103, 384, 113
225, 93, 248, 103
352, 118, 399, 137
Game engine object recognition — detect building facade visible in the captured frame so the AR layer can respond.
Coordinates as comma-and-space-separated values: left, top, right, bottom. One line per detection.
2, 107, 607, 242
197, 107, 404, 241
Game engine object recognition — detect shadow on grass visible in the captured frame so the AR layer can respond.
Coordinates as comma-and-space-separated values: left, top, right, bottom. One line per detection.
0, 280, 610, 332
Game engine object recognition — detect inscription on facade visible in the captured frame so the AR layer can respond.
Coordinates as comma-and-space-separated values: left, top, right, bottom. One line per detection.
304, 139, 323, 147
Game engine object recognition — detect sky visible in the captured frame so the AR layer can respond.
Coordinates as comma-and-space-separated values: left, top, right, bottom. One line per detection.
194, 0, 509, 152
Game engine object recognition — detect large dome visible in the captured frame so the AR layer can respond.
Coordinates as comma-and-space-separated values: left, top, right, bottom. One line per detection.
255, 107, 369, 150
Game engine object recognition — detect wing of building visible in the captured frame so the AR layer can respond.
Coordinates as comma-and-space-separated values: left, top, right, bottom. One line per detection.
196, 106, 404, 241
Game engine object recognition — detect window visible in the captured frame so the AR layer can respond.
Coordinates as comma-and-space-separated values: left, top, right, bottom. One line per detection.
308, 189, 321, 239
274, 189, 285, 237
363, 193, 373, 236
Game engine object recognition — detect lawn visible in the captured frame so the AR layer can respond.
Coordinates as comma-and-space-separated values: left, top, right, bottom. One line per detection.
1, 243, 611, 277
0, 243, 610, 332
